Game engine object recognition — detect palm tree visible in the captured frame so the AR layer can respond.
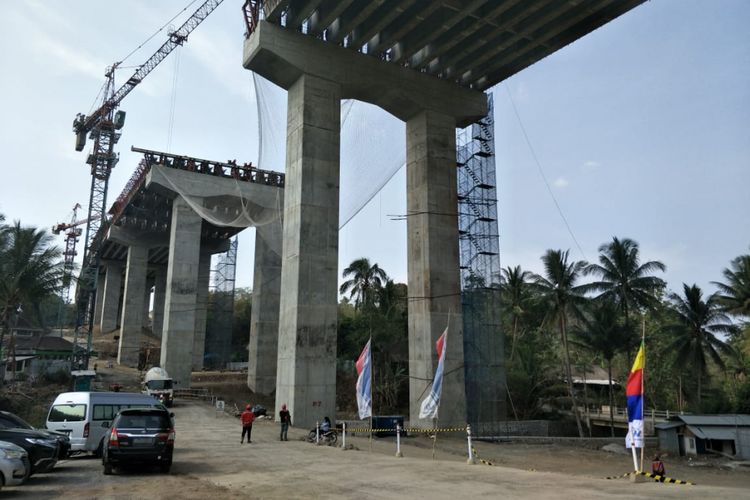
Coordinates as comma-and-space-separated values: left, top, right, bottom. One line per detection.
572, 301, 630, 436
339, 258, 388, 311
532, 249, 589, 437
0, 221, 65, 364
499, 265, 534, 362
584, 237, 666, 361
712, 252, 750, 319
665, 284, 736, 408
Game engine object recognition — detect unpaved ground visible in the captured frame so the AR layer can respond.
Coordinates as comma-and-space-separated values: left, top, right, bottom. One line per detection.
5, 400, 748, 499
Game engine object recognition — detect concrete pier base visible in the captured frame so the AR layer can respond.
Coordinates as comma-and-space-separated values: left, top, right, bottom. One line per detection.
152, 267, 167, 338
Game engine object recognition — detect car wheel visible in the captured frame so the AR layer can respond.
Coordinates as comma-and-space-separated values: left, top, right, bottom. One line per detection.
103, 462, 113, 475
94, 439, 104, 458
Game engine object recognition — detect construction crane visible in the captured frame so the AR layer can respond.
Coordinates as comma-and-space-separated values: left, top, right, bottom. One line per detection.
52, 204, 90, 335
71, 0, 225, 368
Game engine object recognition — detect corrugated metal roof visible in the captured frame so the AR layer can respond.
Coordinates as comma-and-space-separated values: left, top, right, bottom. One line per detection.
678, 415, 750, 427
686, 425, 738, 441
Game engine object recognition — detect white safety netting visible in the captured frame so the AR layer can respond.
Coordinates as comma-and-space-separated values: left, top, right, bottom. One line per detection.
253, 73, 406, 228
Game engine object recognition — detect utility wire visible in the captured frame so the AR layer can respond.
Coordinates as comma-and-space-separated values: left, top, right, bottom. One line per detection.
503, 84, 586, 260
118, 0, 200, 65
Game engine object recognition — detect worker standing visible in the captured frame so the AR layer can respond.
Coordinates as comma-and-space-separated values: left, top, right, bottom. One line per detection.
279, 404, 291, 441
240, 404, 255, 444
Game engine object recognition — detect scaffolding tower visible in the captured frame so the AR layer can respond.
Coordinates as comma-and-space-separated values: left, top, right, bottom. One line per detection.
205, 236, 238, 369
456, 93, 506, 435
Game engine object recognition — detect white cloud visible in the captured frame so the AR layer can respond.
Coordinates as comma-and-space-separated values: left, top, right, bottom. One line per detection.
553, 177, 569, 188
582, 160, 601, 170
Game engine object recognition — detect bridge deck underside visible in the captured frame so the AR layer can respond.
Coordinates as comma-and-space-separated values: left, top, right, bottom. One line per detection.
263, 0, 645, 91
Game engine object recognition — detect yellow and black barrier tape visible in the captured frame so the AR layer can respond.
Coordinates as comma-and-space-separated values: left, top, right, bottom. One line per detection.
471, 446, 495, 466
605, 471, 694, 485
344, 426, 467, 434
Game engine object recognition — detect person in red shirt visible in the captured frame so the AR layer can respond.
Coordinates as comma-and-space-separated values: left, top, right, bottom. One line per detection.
240, 404, 255, 444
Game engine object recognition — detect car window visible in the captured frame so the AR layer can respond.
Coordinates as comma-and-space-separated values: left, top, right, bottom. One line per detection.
0, 413, 32, 429
117, 414, 170, 429
48, 404, 87, 422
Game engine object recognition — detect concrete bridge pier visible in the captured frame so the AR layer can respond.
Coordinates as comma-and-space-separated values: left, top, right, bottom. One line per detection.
192, 250, 211, 371
152, 267, 167, 338
244, 20, 485, 427
161, 197, 202, 388
118, 244, 149, 367
93, 273, 105, 330
247, 221, 283, 395
99, 263, 123, 334
406, 110, 466, 426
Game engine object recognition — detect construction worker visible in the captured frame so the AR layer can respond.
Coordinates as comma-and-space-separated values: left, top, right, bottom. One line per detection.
240, 404, 255, 444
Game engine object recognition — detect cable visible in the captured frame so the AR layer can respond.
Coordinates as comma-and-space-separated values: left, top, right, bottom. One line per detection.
503, 84, 586, 260
118, 0, 201, 65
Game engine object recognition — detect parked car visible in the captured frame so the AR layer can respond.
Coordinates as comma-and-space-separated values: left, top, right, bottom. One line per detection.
0, 411, 71, 459
46, 391, 166, 455
0, 440, 29, 490
102, 407, 174, 475
0, 428, 58, 475
251, 404, 266, 417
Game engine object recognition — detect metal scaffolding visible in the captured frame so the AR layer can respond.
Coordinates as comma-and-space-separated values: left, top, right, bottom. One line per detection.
205, 236, 238, 369
456, 93, 506, 435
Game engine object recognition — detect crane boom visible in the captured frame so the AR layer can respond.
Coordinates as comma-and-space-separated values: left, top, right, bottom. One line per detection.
74, 0, 225, 145
70, 0, 226, 369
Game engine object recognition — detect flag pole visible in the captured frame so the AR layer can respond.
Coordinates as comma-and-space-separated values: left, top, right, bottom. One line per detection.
369, 335, 373, 453
639, 317, 646, 472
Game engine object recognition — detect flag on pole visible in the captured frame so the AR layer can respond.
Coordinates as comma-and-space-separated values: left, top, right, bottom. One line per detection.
625, 342, 645, 449
419, 328, 448, 419
355, 339, 372, 419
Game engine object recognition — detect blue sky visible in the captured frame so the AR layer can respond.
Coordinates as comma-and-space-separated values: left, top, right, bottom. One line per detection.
0, 0, 748, 298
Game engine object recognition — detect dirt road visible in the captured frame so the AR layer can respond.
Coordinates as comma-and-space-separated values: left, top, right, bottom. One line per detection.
6, 401, 748, 499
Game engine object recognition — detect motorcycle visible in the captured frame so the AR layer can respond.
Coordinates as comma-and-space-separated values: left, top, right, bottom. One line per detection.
307, 428, 338, 446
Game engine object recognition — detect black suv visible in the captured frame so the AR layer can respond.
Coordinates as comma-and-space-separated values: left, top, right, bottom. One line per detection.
0, 410, 70, 459
0, 427, 58, 475
102, 408, 174, 475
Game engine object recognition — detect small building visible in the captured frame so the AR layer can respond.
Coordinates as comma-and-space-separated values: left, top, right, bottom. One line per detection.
2, 326, 77, 381
655, 414, 750, 460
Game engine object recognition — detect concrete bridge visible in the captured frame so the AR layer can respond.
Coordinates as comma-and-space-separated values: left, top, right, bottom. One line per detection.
580, 406, 684, 436
94, 0, 646, 429
92, 148, 284, 389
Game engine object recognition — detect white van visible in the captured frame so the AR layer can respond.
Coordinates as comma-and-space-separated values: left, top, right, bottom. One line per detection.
45, 392, 167, 453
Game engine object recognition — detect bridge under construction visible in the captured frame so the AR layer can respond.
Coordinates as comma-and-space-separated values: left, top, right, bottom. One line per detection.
68, 0, 646, 430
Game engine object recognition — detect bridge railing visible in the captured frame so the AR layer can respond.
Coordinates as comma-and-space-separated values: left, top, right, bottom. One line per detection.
579, 406, 685, 421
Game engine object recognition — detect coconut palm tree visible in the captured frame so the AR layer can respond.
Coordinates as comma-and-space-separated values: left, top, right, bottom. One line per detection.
572, 301, 630, 436
0, 221, 65, 363
584, 237, 666, 361
665, 284, 736, 408
532, 249, 589, 437
712, 252, 750, 319
339, 258, 388, 311
499, 265, 534, 363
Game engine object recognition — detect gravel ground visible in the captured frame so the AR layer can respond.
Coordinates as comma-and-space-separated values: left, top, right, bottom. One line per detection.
3, 400, 748, 499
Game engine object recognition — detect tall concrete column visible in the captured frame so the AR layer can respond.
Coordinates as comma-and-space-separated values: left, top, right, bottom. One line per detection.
93, 273, 106, 331
248, 222, 282, 395
100, 264, 123, 333
192, 250, 211, 371
161, 198, 202, 388
406, 110, 467, 427
152, 267, 167, 338
142, 276, 154, 330
118, 245, 148, 367
275, 74, 340, 427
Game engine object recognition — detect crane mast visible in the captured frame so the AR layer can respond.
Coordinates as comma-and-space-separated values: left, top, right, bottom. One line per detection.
71, 0, 225, 368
